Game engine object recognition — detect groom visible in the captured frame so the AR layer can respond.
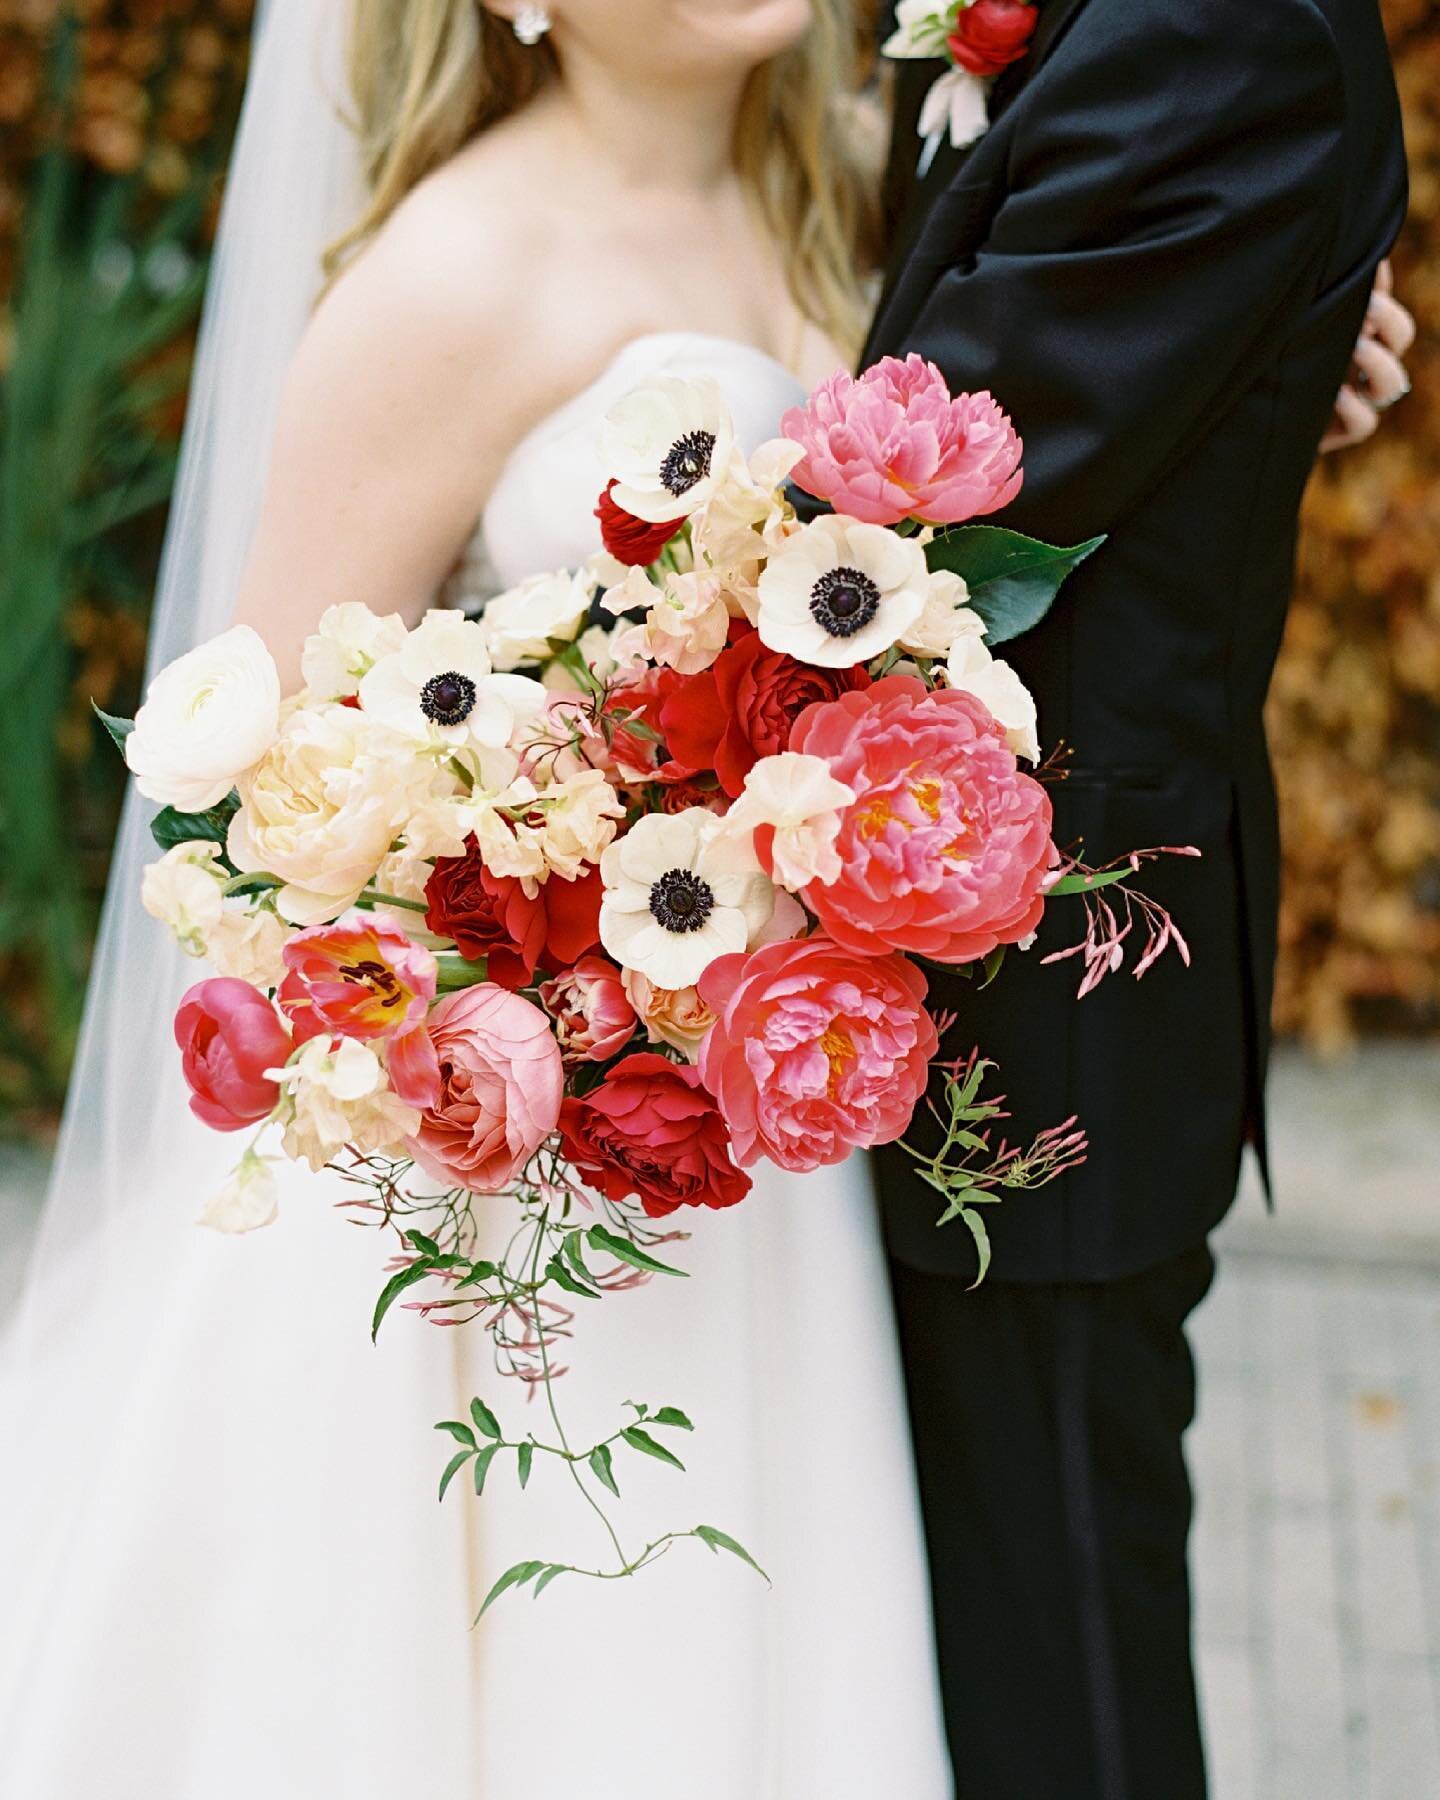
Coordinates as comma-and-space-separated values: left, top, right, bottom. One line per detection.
867, 1, 1407, 1794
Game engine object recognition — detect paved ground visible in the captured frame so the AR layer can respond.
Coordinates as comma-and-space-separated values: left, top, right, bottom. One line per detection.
3, 1042, 1437, 1796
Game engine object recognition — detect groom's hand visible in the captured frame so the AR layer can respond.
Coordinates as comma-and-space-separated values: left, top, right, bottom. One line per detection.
1320, 262, 1415, 453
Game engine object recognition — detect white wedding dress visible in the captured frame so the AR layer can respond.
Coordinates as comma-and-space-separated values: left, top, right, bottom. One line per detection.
0, 333, 952, 1800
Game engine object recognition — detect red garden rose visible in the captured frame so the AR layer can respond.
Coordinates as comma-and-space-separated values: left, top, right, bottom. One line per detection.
659, 629, 872, 799
947, 0, 1037, 78
424, 842, 603, 987
557, 1051, 751, 1219
596, 481, 685, 567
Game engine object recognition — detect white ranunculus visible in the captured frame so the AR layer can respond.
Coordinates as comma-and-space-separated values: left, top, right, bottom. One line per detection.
301, 602, 408, 702
360, 609, 547, 752
719, 752, 857, 891
227, 703, 434, 924
900, 572, 985, 658
125, 624, 280, 811
600, 376, 736, 523
480, 569, 593, 672
140, 840, 227, 954
199, 1149, 280, 1234
756, 514, 930, 668
599, 809, 775, 991
945, 632, 1041, 763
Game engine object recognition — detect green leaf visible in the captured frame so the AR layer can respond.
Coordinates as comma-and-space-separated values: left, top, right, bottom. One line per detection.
469, 1396, 502, 1441
457, 1259, 500, 1290
589, 1443, 620, 1497
1046, 867, 1132, 898
926, 527, 1105, 645
532, 1564, 569, 1599
694, 1525, 770, 1584
405, 1230, 442, 1258
92, 702, 134, 753
545, 1252, 601, 1301
587, 1224, 688, 1278
472, 1442, 501, 1496
561, 1231, 597, 1287
438, 1449, 471, 1503
476, 1559, 547, 1619
371, 1261, 434, 1341
436, 1419, 477, 1448
517, 1442, 534, 1489
978, 946, 1007, 991
651, 1407, 694, 1432
149, 797, 238, 856
941, 1204, 993, 1291
622, 1426, 685, 1472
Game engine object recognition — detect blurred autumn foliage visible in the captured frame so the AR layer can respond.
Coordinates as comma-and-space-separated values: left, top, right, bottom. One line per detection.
0, 2, 1435, 1135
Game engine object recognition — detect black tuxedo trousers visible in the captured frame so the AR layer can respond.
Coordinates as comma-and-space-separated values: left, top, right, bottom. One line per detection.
867, 1, 1407, 1792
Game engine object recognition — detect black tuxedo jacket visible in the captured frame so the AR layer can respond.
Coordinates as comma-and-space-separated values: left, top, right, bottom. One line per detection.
867, 0, 1407, 1282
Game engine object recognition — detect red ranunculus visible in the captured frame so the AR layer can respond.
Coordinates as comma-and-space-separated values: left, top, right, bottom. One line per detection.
174, 977, 291, 1132
596, 481, 685, 567
947, 0, 1037, 78
557, 1052, 751, 1219
424, 843, 603, 987
660, 629, 871, 799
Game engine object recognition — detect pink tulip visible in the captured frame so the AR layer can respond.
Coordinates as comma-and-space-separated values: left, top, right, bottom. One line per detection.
174, 977, 291, 1132
278, 914, 436, 1044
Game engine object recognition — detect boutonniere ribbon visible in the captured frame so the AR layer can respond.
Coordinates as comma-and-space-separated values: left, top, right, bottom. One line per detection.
883, 1, 1040, 153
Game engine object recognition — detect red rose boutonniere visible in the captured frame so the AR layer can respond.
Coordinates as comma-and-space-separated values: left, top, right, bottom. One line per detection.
884, 1, 1039, 151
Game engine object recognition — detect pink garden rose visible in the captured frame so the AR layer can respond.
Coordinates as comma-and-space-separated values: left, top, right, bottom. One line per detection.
174, 977, 291, 1132
787, 674, 1056, 964
406, 984, 563, 1193
782, 355, 1023, 527
538, 955, 637, 1065
698, 937, 939, 1171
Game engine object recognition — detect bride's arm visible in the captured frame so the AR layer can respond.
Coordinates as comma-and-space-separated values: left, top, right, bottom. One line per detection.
231, 197, 535, 689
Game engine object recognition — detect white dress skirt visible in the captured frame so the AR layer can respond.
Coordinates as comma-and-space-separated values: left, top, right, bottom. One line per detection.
0, 333, 953, 1799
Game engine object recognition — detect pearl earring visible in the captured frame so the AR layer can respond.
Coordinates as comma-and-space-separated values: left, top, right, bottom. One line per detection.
512, 3, 553, 44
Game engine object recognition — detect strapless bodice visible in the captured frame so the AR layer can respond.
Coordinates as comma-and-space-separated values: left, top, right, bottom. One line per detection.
447, 332, 808, 606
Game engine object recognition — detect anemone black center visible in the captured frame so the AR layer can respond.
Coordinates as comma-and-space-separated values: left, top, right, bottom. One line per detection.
659, 429, 716, 499
648, 867, 715, 934
809, 565, 882, 639
420, 669, 477, 727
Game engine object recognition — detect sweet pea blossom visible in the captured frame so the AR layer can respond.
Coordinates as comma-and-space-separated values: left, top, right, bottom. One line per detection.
782, 355, 1023, 527
945, 631, 1041, 763
599, 808, 777, 991
300, 602, 408, 702
719, 752, 857, 891
266, 1035, 420, 1173
899, 572, 985, 658
205, 908, 290, 990
600, 375, 736, 522
480, 568, 593, 671
198, 1149, 280, 1235
141, 841, 227, 955
360, 609, 547, 753
125, 624, 280, 811
756, 514, 930, 668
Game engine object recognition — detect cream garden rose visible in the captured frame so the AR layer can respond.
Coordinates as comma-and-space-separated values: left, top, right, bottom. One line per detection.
125, 624, 280, 811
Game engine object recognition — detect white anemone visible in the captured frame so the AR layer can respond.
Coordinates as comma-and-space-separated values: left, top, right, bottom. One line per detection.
360, 609, 546, 751
946, 632, 1042, 763
755, 514, 930, 668
600, 376, 736, 523
599, 809, 775, 992
125, 623, 280, 811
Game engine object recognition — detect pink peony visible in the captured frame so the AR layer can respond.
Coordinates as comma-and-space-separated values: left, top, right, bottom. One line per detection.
538, 955, 638, 1065
787, 674, 1056, 964
278, 914, 436, 1044
406, 984, 563, 1193
698, 937, 939, 1171
174, 977, 291, 1132
782, 354, 1023, 527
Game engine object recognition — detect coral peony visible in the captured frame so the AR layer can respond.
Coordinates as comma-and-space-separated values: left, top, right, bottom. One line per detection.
782, 355, 1023, 527
558, 1053, 750, 1219
407, 985, 563, 1193
788, 674, 1055, 964
174, 977, 291, 1132
659, 628, 870, 798
425, 845, 604, 988
538, 955, 638, 1065
698, 937, 939, 1171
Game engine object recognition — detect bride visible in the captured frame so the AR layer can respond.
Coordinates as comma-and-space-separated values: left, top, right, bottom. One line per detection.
0, 2, 953, 1795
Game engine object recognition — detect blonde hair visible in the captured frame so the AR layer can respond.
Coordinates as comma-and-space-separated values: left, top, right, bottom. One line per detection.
329, 2, 880, 356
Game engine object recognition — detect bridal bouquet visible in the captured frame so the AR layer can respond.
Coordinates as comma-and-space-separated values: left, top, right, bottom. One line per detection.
104, 355, 1189, 1611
